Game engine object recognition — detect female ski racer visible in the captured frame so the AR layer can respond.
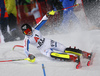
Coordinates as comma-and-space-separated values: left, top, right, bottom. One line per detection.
21, 10, 91, 66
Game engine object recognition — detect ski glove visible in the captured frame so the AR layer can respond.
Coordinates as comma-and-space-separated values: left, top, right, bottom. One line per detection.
46, 10, 56, 16
28, 54, 35, 60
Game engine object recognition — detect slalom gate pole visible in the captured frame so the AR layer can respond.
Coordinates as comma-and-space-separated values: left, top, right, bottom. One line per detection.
42, 64, 46, 76
13, 45, 24, 50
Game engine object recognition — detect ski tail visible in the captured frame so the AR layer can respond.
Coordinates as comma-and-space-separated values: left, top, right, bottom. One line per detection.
76, 50, 96, 69
87, 51, 96, 66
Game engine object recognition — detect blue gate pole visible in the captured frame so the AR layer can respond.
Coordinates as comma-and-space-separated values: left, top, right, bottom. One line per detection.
42, 64, 46, 76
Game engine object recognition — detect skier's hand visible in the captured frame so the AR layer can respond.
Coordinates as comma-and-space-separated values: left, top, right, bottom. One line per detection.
46, 10, 56, 16
28, 54, 35, 60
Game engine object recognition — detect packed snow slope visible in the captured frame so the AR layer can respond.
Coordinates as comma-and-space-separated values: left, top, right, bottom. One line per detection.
0, 30, 100, 76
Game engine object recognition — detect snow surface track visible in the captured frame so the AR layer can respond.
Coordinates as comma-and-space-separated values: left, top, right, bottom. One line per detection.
0, 30, 100, 76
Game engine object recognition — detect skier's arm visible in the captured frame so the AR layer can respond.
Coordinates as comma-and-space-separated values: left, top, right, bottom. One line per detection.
23, 38, 30, 57
34, 15, 48, 30
34, 10, 56, 30
26, 3, 39, 16
23, 38, 35, 61
31, 3, 39, 13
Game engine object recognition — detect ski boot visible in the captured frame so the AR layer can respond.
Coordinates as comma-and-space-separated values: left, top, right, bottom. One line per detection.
69, 55, 78, 62
82, 51, 91, 59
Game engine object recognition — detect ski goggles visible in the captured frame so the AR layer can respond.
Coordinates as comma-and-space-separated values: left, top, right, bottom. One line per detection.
24, 28, 32, 35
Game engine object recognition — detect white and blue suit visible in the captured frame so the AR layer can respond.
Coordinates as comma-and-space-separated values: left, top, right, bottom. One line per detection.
23, 15, 66, 57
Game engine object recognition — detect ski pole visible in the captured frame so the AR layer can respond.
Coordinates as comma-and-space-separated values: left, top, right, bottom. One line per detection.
0, 58, 35, 63
49, 4, 79, 14
49, 4, 79, 15
61, 4, 79, 11
13, 45, 24, 50
0, 58, 26, 62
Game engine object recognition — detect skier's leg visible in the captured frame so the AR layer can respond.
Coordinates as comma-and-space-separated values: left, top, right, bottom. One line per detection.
50, 52, 78, 62
40, 48, 78, 62
50, 40, 91, 60
64, 47, 82, 56
64, 47, 91, 59
50, 40, 66, 52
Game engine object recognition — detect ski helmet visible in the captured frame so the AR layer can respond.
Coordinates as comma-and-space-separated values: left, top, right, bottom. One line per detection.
21, 23, 32, 35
